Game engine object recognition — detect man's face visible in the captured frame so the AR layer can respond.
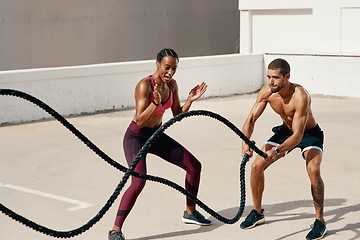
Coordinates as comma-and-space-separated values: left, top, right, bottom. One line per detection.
267, 68, 289, 93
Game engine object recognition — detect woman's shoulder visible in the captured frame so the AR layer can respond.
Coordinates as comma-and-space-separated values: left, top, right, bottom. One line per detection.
137, 76, 153, 87
139, 75, 152, 84
167, 78, 178, 90
135, 76, 153, 95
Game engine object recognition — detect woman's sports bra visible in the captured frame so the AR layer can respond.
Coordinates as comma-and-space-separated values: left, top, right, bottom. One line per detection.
149, 75, 173, 115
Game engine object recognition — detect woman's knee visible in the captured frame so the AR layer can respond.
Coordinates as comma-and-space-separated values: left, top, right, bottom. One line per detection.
130, 177, 146, 192
185, 151, 202, 173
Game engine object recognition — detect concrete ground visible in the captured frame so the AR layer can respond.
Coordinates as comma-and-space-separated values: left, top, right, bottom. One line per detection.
1, 94, 359, 240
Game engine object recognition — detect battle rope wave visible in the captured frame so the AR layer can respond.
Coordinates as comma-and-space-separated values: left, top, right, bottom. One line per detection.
0, 89, 267, 238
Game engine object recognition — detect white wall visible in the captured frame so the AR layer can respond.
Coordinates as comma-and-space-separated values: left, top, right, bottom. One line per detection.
341, 8, 360, 54
0, 54, 264, 125
239, 0, 360, 55
239, 1, 360, 98
2, 52, 359, 125
264, 54, 360, 98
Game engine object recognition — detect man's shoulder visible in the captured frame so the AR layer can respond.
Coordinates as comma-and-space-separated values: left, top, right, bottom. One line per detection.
258, 84, 272, 99
290, 83, 311, 108
292, 83, 310, 98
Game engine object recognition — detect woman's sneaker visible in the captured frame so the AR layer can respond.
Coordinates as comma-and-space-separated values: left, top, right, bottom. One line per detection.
306, 219, 327, 240
240, 209, 265, 229
108, 230, 125, 240
182, 210, 212, 226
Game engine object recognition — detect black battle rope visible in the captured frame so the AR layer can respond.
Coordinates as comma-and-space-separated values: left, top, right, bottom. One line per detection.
0, 89, 267, 238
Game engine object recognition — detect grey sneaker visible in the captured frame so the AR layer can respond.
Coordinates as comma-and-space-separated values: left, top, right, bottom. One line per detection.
108, 230, 125, 240
306, 219, 327, 240
240, 209, 265, 229
182, 210, 212, 226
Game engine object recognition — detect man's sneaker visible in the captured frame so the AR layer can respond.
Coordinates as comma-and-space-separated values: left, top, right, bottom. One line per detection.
108, 230, 125, 240
240, 209, 265, 229
182, 210, 212, 226
306, 219, 327, 240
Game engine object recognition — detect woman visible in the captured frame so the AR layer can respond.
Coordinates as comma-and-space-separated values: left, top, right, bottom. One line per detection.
109, 49, 210, 240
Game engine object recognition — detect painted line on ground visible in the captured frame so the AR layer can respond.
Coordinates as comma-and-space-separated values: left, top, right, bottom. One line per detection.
0, 181, 93, 211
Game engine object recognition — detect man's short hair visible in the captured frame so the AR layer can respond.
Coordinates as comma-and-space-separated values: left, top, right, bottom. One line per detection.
268, 58, 290, 77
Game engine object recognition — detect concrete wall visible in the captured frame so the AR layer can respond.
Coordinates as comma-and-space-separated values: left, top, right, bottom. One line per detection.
0, 0, 240, 71
2, 52, 359, 125
238, 0, 360, 55
264, 54, 360, 98
238, 1, 360, 98
0, 54, 263, 124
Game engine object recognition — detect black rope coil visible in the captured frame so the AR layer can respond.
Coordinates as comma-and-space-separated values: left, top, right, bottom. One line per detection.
0, 89, 267, 238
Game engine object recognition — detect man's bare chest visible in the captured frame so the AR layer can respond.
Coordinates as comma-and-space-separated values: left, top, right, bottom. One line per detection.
269, 99, 296, 118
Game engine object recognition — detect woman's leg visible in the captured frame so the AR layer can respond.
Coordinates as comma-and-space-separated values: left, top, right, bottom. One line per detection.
150, 134, 201, 211
112, 130, 147, 231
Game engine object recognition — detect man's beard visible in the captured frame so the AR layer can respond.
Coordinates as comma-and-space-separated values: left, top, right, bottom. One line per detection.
270, 85, 282, 93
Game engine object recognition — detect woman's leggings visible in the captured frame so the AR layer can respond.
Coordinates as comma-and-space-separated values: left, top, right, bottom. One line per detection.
114, 121, 202, 229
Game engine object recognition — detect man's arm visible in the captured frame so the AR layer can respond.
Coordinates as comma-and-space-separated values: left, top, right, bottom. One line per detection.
242, 86, 269, 157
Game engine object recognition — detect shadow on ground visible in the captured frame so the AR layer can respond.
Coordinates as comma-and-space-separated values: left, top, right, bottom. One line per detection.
129, 198, 360, 240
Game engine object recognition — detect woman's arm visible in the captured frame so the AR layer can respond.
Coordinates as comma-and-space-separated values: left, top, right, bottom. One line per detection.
133, 79, 161, 128
171, 81, 207, 116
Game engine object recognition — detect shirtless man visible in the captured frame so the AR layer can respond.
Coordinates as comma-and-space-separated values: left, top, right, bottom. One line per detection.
240, 59, 327, 240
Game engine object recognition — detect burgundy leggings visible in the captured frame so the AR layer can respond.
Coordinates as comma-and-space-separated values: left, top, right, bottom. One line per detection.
114, 121, 202, 228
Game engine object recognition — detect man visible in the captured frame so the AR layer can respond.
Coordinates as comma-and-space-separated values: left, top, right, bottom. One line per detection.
240, 59, 327, 240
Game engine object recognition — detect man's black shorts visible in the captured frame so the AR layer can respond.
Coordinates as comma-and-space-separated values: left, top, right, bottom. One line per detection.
266, 124, 324, 159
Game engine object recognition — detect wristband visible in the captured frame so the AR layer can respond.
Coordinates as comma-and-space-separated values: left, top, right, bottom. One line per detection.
273, 147, 280, 156
152, 99, 159, 106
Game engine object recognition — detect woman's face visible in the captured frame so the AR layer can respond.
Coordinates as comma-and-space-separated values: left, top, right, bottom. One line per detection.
156, 56, 178, 83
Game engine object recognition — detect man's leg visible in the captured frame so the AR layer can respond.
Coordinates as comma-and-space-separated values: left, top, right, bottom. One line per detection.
240, 144, 282, 229
250, 144, 280, 212
250, 154, 266, 213
304, 149, 327, 239
304, 149, 325, 222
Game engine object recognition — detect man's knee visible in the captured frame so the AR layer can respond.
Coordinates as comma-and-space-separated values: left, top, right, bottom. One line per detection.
251, 159, 266, 174
307, 164, 321, 180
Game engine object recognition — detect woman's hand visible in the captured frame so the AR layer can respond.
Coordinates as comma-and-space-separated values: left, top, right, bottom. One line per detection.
153, 84, 161, 104
188, 82, 207, 102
